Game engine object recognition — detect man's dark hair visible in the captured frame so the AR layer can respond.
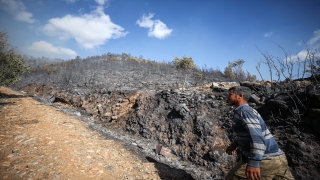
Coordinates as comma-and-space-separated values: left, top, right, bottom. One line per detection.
229, 86, 251, 101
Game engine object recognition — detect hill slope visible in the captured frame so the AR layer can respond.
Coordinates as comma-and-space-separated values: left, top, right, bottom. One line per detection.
0, 86, 193, 180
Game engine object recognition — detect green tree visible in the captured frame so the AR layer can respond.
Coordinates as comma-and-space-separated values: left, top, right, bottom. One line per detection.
172, 55, 196, 90
224, 66, 234, 78
224, 59, 245, 82
0, 31, 29, 86
246, 71, 257, 82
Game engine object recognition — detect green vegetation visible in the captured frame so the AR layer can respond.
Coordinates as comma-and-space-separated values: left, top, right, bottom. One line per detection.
224, 59, 245, 81
0, 31, 29, 86
172, 56, 196, 89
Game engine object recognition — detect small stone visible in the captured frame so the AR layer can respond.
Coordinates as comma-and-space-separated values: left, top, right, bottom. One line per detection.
23, 137, 36, 145
159, 147, 172, 158
83, 160, 92, 164
7, 154, 14, 158
20, 171, 26, 177
48, 141, 55, 145
107, 166, 113, 170
99, 170, 104, 173
12, 149, 20, 156
2, 162, 11, 166
86, 149, 94, 153
14, 134, 27, 140
31, 161, 39, 165
82, 133, 89, 137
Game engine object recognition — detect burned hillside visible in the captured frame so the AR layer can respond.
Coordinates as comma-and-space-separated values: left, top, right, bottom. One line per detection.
13, 79, 320, 180
10, 54, 320, 180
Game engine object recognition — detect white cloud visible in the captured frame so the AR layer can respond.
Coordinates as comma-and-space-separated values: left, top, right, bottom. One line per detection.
43, 2, 127, 49
136, 13, 172, 39
28, 41, 77, 58
136, 13, 154, 28
308, 29, 320, 47
65, 0, 78, 4
95, 0, 108, 6
288, 50, 320, 65
287, 30, 320, 63
296, 41, 303, 46
263, 32, 273, 38
0, 0, 36, 23
288, 50, 310, 62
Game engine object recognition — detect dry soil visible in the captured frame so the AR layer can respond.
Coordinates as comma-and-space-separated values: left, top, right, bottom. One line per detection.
0, 86, 161, 180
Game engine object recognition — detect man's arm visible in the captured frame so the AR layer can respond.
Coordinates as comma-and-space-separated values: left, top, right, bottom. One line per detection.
240, 109, 266, 179
241, 109, 266, 168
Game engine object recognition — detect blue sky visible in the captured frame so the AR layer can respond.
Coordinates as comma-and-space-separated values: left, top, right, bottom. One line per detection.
1, 0, 320, 79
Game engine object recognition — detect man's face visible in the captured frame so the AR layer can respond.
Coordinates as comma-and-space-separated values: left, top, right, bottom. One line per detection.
227, 90, 239, 106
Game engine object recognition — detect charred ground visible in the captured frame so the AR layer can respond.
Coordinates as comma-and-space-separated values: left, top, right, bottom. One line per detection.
9, 57, 320, 180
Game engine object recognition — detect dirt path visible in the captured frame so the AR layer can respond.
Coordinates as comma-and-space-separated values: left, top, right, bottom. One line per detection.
0, 86, 161, 180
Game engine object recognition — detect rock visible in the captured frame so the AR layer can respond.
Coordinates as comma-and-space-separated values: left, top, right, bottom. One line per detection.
19, 79, 320, 180
159, 146, 172, 158
82, 133, 89, 137
156, 144, 162, 154
47, 141, 55, 145
49, 96, 55, 103
250, 94, 260, 104
23, 137, 36, 145
83, 160, 92, 164
2, 162, 11, 166
14, 134, 27, 140
212, 87, 228, 92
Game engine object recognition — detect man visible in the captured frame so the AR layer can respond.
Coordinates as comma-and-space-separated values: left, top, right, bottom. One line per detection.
225, 86, 294, 180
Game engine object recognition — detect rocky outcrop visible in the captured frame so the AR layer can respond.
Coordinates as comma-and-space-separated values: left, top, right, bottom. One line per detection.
124, 89, 233, 173
19, 80, 320, 180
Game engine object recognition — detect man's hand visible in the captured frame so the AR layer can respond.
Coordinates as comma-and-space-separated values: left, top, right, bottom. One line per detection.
245, 166, 261, 180
226, 145, 236, 155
